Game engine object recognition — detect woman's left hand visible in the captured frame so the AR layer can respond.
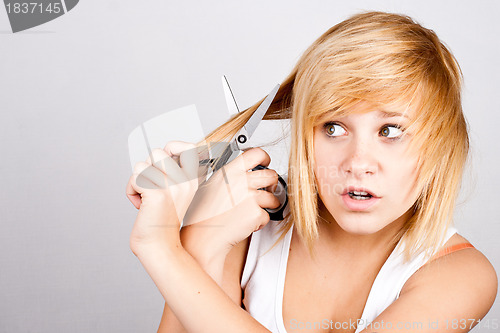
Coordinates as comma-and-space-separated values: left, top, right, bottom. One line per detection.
125, 141, 201, 255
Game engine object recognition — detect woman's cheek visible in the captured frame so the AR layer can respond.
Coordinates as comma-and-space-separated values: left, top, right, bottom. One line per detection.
314, 163, 340, 199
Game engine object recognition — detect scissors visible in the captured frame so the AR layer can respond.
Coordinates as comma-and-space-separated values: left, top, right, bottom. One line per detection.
199, 76, 288, 221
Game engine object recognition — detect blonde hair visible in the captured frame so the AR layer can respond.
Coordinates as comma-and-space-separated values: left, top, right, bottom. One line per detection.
198, 11, 469, 262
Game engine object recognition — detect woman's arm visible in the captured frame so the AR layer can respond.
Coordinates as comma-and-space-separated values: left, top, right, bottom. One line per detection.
359, 247, 497, 333
126, 145, 278, 332
137, 241, 269, 333
157, 236, 249, 332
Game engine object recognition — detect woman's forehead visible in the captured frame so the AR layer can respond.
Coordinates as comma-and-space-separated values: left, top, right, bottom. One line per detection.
321, 99, 415, 120
354, 100, 413, 115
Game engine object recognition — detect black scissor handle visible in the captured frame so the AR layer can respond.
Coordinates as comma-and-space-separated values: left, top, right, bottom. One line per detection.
251, 165, 288, 221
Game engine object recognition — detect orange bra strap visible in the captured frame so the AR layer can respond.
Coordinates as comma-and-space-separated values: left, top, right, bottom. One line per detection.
426, 242, 475, 265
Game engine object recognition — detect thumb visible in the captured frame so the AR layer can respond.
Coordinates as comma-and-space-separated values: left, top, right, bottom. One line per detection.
126, 174, 142, 209
126, 173, 156, 209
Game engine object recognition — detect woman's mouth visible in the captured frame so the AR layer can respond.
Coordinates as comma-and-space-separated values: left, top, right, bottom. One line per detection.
341, 188, 380, 211
347, 190, 373, 200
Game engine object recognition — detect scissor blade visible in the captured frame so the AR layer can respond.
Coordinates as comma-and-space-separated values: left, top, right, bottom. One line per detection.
222, 75, 240, 116
243, 83, 280, 139
211, 141, 240, 173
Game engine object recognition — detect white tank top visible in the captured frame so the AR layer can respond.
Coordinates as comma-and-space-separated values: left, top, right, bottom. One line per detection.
241, 218, 457, 333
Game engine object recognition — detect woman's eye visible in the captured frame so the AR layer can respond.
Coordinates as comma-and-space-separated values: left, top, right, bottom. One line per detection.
380, 125, 403, 139
323, 122, 347, 137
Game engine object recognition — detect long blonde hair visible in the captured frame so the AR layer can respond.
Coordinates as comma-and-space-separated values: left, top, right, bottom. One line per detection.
198, 11, 469, 262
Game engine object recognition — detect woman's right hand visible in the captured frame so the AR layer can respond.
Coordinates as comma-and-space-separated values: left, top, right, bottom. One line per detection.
181, 147, 281, 260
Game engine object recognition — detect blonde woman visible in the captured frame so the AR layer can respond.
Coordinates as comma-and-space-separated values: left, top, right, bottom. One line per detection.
126, 11, 497, 333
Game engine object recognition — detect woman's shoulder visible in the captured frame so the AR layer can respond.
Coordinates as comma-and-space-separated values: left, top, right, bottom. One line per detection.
442, 232, 472, 247
401, 233, 497, 319
426, 233, 495, 273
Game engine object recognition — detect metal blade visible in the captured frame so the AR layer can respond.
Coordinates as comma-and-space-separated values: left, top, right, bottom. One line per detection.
222, 75, 240, 116
211, 141, 240, 173
243, 83, 280, 140
199, 141, 239, 187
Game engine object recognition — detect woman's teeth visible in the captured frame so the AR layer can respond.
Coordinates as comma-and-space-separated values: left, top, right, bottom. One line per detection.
348, 191, 372, 200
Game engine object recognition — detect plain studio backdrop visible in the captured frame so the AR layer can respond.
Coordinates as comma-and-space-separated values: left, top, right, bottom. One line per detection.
1, 1, 499, 332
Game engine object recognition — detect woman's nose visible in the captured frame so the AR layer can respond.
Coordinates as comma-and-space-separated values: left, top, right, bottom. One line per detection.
342, 137, 377, 178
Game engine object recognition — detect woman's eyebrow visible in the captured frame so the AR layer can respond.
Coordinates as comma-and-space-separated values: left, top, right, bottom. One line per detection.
378, 110, 410, 119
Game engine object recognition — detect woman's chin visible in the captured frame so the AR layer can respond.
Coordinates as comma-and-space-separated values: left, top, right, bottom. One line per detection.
334, 215, 387, 236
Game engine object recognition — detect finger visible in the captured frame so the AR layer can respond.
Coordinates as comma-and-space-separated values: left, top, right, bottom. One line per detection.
134, 162, 169, 188
145, 148, 168, 164
268, 181, 278, 194
145, 149, 186, 185
252, 204, 273, 232
230, 147, 271, 172
164, 141, 200, 182
179, 146, 199, 181
246, 168, 279, 190
196, 145, 211, 182
254, 189, 281, 210
126, 174, 142, 209
164, 141, 196, 157
198, 144, 210, 162
126, 173, 157, 209
136, 173, 158, 191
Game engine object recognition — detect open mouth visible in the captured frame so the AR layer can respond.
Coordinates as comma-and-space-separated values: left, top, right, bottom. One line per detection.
347, 190, 373, 200
342, 188, 380, 211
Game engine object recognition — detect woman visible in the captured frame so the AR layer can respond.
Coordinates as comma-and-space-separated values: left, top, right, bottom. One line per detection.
126, 11, 497, 332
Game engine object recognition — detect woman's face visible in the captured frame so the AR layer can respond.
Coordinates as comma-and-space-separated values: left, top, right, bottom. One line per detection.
313, 101, 421, 235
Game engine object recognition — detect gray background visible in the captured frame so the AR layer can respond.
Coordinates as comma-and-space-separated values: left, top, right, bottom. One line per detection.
1, 0, 499, 332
